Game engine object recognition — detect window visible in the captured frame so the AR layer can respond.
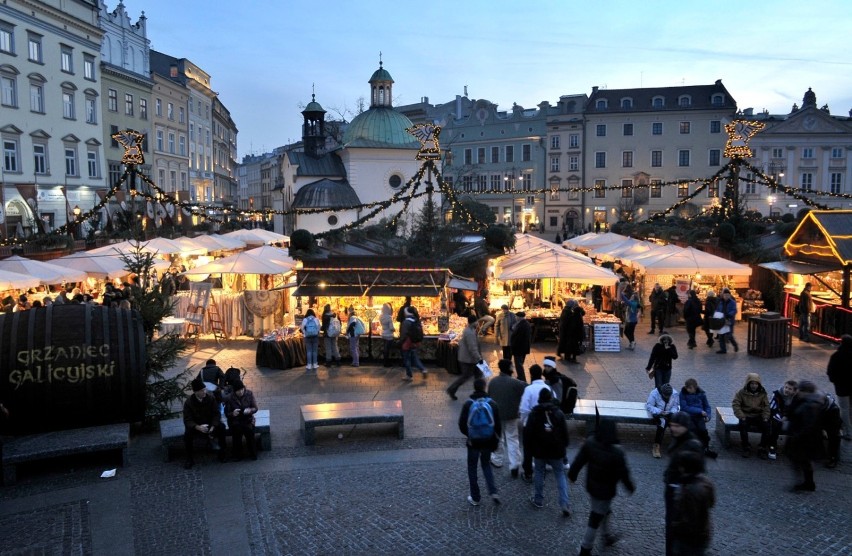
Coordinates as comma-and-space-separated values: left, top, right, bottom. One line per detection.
33, 143, 47, 174
85, 96, 97, 123
489, 146, 499, 163
651, 150, 663, 167
62, 91, 75, 119
490, 174, 501, 192
477, 147, 485, 164
596, 124, 606, 137
108, 89, 118, 112
0, 21, 13, 54
550, 135, 560, 149
710, 120, 721, 134
179, 107, 185, 124
503, 175, 513, 191
652, 122, 663, 135
167, 102, 174, 120
550, 184, 559, 201
678, 95, 691, 107
170, 170, 177, 190
84, 54, 95, 80
595, 152, 606, 168
569, 134, 579, 148
158, 169, 166, 188
505, 145, 514, 163
64, 147, 78, 176
29, 82, 44, 112
1, 74, 16, 108
522, 144, 531, 161
623, 123, 633, 136
709, 149, 721, 166
3, 139, 18, 172
652, 96, 664, 108
156, 130, 164, 151
650, 179, 662, 198
550, 156, 560, 172
463, 148, 472, 165
110, 125, 119, 148
711, 94, 725, 106
678, 150, 690, 167
771, 148, 783, 159
477, 174, 487, 193
622, 151, 633, 168
678, 183, 689, 198
139, 98, 147, 119
679, 122, 691, 134
831, 148, 844, 159
156, 98, 162, 117
462, 175, 472, 192
87, 150, 98, 178
108, 163, 121, 188
621, 98, 633, 109
830, 173, 842, 194
180, 172, 188, 190
621, 179, 633, 198
125, 93, 133, 116
27, 33, 42, 63
801, 173, 813, 191
709, 181, 720, 198
802, 148, 814, 159
569, 155, 579, 171
179, 135, 186, 156
61, 45, 73, 73
745, 177, 756, 195
594, 179, 606, 198
520, 173, 531, 191
596, 99, 607, 109
189, 122, 194, 142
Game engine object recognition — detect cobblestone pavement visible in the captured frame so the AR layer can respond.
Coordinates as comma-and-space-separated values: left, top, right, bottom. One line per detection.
1, 324, 851, 555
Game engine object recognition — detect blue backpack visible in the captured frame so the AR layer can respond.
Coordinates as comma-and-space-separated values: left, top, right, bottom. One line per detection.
303, 317, 319, 338
467, 398, 495, 440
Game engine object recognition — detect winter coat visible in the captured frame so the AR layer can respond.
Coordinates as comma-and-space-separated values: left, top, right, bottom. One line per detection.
785, 391, 827, 461
646, 334, 678, 372
457, 324, 482, 364
487, 373, 526, 421
558, 306, 585, 356
197, 364, 225, 390
568, 420, 635, 500
703, 296, 718, 330
827, 338, 852, 396
321, 308, 333, 335
680, 387, 711, 419
510, 318, 531, 356
495, 310, 517, 348
646, 389, 680, 418
664, 431, 704, 484
650, 287, 668, 313
474, 296, 489, 319
719, 296, 738, 321
546, 372, 579, 414
379, 304, 395, 340
224, 389, 258, 427
183, 392, 220, 430
671, 472, 715, 547
769, 387, 796, 423
621, 294, 640, 324
523, 402, 569, 460
732, 372, 770, 421
683, 296, 703, 326
458, 391, 502, 451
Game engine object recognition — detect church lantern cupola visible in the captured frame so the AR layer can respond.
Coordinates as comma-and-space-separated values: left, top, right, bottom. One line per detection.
302, 92, 326, 158
369, 57, 394, 109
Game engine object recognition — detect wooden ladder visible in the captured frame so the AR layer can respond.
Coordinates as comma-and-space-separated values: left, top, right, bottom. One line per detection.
206, 297, 227, 345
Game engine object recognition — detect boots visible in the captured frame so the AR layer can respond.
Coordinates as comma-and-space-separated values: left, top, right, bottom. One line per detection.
652, 444, 661, 458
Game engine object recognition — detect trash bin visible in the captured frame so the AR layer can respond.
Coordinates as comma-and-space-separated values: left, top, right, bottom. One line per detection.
747, 314, 792, 358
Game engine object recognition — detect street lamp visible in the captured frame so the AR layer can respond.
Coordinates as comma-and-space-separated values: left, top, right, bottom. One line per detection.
767, 195, 776, 218
72, 205, 81, 238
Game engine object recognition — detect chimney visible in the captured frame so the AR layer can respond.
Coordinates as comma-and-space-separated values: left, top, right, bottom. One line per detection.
456, 95, 462, 120
464, 85, 468, 98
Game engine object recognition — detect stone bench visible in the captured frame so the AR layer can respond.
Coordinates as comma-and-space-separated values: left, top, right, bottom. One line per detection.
570, 399, 656, 430
2, 423, 130, 485
715, 406, 780, 448
159, 409, 271, 462
300, 400, 404, 446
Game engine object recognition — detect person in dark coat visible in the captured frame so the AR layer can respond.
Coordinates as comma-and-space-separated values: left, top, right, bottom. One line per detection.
785, 381, 826, 491
224, 380, 258, 461
827, 334, 852, 439
183, 378, 227, 469
569, 419, 635, 556
702, 290, 718, 348
458, 378, 503, 506
646, 333, 678, 390
649, 283, 668, 334
559, 299, 585, 364
682, 290, 703, 349
591, 285, 603, 312
510, 312, 532, 382
670, 451, 715, 556
663, 412, 705, 556
524, 388, 571, 516
665, 284, 680, 328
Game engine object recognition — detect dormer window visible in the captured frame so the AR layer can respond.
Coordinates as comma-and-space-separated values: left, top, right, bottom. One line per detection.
620, 98, 633, 109
652, 96, 665, 109
711, 93, 725, 106
678, 95, 692, 107
596, 99, 608, 110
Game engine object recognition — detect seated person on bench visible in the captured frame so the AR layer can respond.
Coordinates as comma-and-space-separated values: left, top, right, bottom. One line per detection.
646, 383, 680, 459
183, 377, 227, 469
225, 380, 259, 461
732, 372, 770, 459
768, 380, 798, 460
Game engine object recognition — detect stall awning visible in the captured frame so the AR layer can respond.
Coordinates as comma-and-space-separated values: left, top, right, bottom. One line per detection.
294, 258, 449, 298
758, 260, 841, 275
448, 276, 478, 291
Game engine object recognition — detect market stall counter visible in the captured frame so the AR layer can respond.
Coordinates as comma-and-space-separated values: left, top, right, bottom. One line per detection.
256, 335, 306, 370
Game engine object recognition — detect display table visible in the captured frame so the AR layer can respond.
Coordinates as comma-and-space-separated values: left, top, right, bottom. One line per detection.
435, 339, 461, 375
746, 316, 791, 358
529, 317, 559, 342
159, 317, 186, 337
256, 336, 306, 369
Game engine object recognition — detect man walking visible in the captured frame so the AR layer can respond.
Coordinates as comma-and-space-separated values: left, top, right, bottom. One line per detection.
649, 283, 668, 335
525, 388, 571, 517
495, 304, 517, 361
447, 315, 483, 400
458, 378, 502, 506
519, 365, 552, 482
716, 288, 739, 354
510, 311, 532, 382
798, 283, 815, 341
488, 359, 526, 478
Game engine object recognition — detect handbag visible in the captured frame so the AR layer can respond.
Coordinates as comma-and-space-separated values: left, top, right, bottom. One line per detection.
709, 310, 726, 331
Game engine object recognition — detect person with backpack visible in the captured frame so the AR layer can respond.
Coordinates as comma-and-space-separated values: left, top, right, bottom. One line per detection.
346, 307, 364, 367
458, 378, 502, 506
525, 388, 571, 517
399, 306, 427, 380
322, 306, 342, 367
197, 359, 225, 393
300, 308, 321, 371
380, 303, 396, 368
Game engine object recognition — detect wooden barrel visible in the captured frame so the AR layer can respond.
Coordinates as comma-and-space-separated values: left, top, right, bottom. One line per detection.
0, 304, 147, 435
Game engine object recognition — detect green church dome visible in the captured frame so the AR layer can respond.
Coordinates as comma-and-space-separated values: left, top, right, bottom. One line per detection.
343, 107, 419, 149
370, 66, 394, 83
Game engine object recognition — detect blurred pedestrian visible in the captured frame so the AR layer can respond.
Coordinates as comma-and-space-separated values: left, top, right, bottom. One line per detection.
488, 359, 526, 477
663, 411, 705, 556
785, 381, 824, 491
683, 290, 703, 349
826, 334, 852, 439
525, 388, 571, 517
458, 378, 502, 506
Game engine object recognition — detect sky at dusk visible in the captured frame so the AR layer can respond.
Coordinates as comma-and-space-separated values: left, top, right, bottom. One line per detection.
126, 0, 852, 159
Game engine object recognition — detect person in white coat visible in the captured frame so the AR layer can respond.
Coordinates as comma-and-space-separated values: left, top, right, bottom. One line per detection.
646, 383, 680, 458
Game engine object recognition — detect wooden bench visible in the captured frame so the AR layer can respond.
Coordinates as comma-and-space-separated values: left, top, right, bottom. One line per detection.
2, 423, 129, 485
159, 409, 271, 462
300, 400, 404, 446
570, 399, 656, 429
715, 406, 779, 448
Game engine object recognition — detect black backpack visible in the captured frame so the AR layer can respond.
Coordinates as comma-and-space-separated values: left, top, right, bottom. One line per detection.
409, 320, 424, 343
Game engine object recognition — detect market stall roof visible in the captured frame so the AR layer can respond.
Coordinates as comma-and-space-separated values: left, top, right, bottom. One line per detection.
783, 210, 852, 266
619, 243, 683, 266
563, 232, 628, 251
512, 233, 561, 251
0, 255, 87, 285
243, 245, 295, 268
221, 229, 289, 246
0, 268, 41, 290
88, 238, 205, 257
51, 251, 170, 279
448, 276, 478, 291
561, 232, 598, 249
182, 250, 294, 276
632, 246, 752, 276
293, 257, 449, 297
758, 260, 842, 275
587, 237, 648, 261
498, 249, 620, 285
190, 234, 246, 252
500, 244, 590, 273
170, 236, 210, 255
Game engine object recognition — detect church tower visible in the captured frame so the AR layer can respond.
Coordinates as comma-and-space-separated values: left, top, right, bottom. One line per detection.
302, 93, 326, 158
369, 59, 394, 108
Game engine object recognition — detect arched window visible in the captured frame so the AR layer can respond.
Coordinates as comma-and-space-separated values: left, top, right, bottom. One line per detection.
595, 99, 608, 110
621, 98, 633, 109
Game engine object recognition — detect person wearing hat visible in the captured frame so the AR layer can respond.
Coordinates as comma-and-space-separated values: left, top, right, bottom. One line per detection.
224, 379, 259, 461
487, 359, 526, 476
543, 356, 579, 416
646, 333, 678, 391
183, 377, 228, 468
732, 373, 770, 458
510, 311, 532, 382
495, 304, 517, 361
664, 411, 706, 556
646, 383, 680, 458
525, 388, 571, 517
702, 289, 718, 348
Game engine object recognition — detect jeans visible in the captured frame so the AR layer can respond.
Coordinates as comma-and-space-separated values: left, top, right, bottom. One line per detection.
490, 418, 521, 469
799, 312, 811, 340
448, 362, 482, 395
653, 368, 672, 391
466, 445, 497, 502
382, 339, 394, 365
718, 320, 738, 352
651, 309, 666, 332
477, 315, 495, 335
686, 321, 699, 346
837, 395, 851, 436
581, 497, 613, 550
348, 335, 359, 366
324, 336, 340, 364
653, 415, 670, 444
304, 336, 319, 368
402, 348, 425, 377
532, 457, 570, 511
738, 415, 768, 448
624, 322, 636, 343
513, 353, 528, 383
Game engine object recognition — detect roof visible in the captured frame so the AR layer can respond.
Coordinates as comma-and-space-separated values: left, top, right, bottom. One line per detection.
784, 210, 852, 265
292, 178, 360, 209
586, 80, 737, 113
287, 151, 346, 177
370, 66, 394, 83
342, 107, 420, 149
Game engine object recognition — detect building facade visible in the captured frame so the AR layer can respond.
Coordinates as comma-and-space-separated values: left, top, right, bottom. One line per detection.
212, 96, 238, 208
